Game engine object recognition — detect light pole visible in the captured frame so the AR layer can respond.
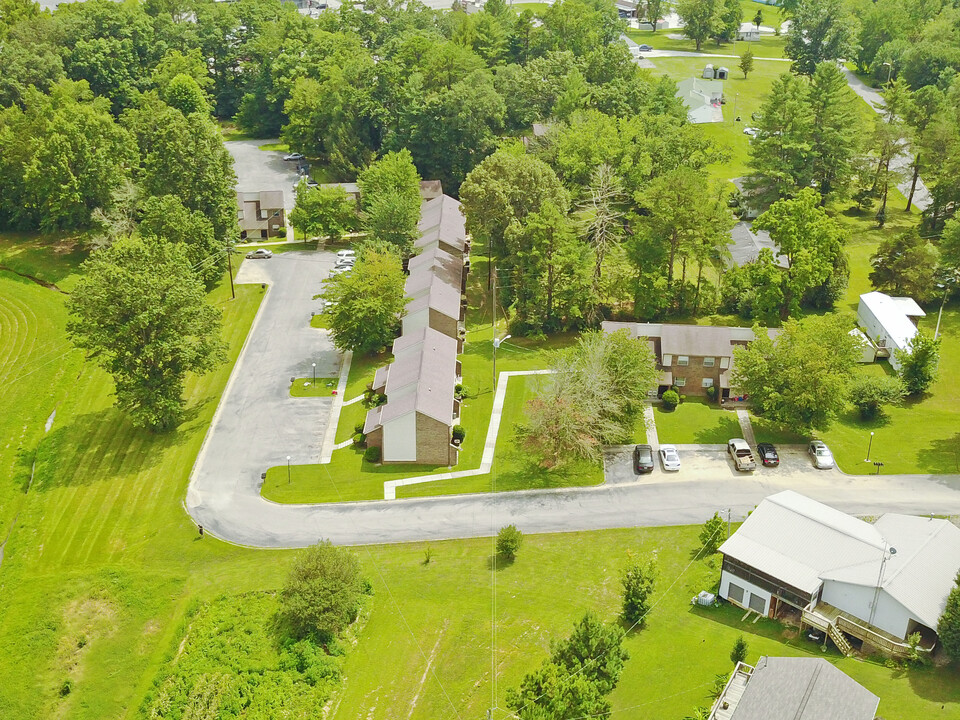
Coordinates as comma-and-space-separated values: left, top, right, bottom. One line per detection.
492, 334, 511, 394
869, 543, 897, 627
287, 455, 292, 484
882, 61, 893, 85
312, 362, 316, 386
865, 431, 874, 462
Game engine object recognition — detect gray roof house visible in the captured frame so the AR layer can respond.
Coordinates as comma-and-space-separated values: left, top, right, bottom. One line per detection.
719, 490, 960, 657
417, 195, 468, 256
727, 221, 790, 269
710, 657, 879, 720
676, 77, 724, 124
601, 322, 777, 398
363, 327, 462, 466
362, 194, 469, 466
237, 190, 285, 239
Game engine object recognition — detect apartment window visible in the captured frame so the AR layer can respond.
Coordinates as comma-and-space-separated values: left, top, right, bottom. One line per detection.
677, 355, 689, 366
720, 357, 730, 369
703, 357, 715, 367
662, 354, 673, 366
674, 377, 686, 387
702, 378, 714, 388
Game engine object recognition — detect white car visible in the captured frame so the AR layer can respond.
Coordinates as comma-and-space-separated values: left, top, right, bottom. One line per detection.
328, 267, 351, 278
659, 444, 681, 472
743, 127, 758, 137
244, 249, 273, 260
336, 249, 356, 260
808, 440, 835, 469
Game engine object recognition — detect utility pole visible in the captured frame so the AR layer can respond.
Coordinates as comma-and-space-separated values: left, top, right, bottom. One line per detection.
226, 248, 236, 300
727, 509, 731, 539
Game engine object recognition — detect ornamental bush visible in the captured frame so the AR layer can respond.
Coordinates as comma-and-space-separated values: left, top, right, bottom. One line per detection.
661, 389, 680, 411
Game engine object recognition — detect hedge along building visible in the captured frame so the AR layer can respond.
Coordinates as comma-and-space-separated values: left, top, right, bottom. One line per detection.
363, 195, 468, 465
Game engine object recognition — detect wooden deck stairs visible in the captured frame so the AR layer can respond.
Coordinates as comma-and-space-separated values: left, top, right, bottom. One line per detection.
827, 624, 853, 656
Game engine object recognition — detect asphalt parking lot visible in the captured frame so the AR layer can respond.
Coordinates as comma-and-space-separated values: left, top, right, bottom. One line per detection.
603, 443, 840, 484
226, 139, 302, 217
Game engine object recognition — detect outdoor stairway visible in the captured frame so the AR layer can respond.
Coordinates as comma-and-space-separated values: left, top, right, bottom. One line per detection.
828, 624, 853, 656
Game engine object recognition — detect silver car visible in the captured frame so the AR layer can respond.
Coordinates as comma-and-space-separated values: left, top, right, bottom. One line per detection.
808, 440, 834, 469
244, 248, 273, 259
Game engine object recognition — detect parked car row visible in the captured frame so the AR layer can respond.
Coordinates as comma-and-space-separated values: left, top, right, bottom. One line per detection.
631, 439, 835, 475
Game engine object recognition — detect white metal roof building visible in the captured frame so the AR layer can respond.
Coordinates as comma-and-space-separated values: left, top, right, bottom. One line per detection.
856, 291, 926, 371
718, 491, 960, 645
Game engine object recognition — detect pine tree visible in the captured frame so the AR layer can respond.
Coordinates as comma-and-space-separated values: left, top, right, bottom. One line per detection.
809, 62, 862, 203
730, 635, 748, 665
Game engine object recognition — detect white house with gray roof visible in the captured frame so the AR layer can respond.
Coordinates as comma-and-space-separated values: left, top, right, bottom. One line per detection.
710, 657, 879, 720
719, 491, 960, 657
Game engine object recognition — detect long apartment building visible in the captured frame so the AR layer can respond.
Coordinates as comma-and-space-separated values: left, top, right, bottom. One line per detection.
363, 194, 469, 465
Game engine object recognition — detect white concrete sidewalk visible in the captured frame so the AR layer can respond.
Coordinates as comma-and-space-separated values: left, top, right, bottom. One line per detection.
319, 350, 352, 463
382, 369, 553, 500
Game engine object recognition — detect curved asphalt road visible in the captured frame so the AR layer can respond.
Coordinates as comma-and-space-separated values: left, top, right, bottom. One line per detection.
186, 255, 960, 548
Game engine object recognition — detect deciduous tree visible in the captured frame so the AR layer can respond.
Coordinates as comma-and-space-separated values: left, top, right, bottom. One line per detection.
869, 230, 940, 303
785, 0, 858, 76
938, 573, 960, 661
739, 48, 754, 79
280, 540, 365, 640
320, 245, 406, 355
731, 315, 861, 431
895, 332, 940, 396
848, 374, 906, 420
290, 182, 357, 243
699, 511, 726, 554
67, 236, 226, 431
621, 555, 658, 626
753, 188, 846, 318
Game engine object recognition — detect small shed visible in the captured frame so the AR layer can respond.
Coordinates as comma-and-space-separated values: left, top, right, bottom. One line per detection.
849, 328, 876, 364
716, 66, 729, 80
702, 63, 715, 79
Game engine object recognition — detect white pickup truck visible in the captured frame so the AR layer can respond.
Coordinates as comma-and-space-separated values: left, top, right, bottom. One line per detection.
727, 438, 757, 471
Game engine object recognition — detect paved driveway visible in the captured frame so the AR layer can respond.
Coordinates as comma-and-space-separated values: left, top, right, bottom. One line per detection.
226, 139, 302, 216
186, 251, 341, 536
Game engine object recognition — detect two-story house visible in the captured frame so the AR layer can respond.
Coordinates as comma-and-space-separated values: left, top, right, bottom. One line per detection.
601, 322, 777, 399
237, 191, 285, 240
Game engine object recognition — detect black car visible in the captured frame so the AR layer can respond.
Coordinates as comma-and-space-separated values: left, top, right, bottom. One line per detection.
633, 444, 654, 474
756, 442, 779, 467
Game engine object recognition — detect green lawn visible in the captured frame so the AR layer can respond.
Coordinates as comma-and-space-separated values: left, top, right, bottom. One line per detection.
290, 377, 338, 397
0, 235, 292, 720
328, 526, 960, 720
2, 237, 958, 720
653, 399, 743, 444
262, 373, 604, 503
821, 307, 960, 475
262, 250, 593, 503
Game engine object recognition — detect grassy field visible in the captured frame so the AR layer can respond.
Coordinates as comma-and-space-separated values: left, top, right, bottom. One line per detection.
1, 237, 958, 720
0, 235, 294, 720
327, 525, 960, 720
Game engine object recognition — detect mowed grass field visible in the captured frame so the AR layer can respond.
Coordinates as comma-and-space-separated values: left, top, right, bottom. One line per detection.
0, 235, 294, 720
327, 526, 960, 720
1, 237, 958, 720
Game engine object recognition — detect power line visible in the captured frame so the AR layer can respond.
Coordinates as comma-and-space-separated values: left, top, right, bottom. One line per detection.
498, 519, 730, 720
317, 462, 465, 720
